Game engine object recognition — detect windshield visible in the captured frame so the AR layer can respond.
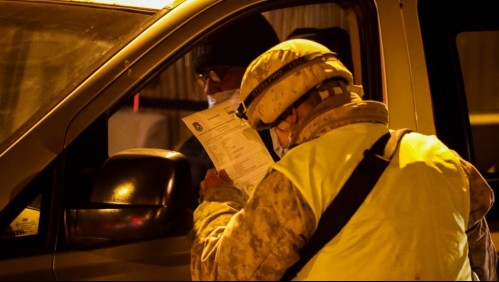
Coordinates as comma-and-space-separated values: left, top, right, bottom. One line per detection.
0, 1, 159, 153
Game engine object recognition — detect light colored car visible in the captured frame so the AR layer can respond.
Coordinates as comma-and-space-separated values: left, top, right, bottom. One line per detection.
0, 0, 497, 280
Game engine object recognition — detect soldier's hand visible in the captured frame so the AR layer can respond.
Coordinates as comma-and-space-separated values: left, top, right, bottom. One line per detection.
200, 168, 233, 193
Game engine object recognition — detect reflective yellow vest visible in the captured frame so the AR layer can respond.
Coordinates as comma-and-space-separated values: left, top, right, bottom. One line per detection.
272, 123, 472, 280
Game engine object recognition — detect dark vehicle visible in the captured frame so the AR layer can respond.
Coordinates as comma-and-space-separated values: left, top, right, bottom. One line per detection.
0, 0, 497, 280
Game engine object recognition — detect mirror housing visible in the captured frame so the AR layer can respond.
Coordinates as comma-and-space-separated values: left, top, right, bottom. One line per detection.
65, 148, 194, 248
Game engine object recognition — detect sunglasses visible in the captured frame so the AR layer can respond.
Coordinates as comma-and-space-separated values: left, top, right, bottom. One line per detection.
196, 66, 237, 87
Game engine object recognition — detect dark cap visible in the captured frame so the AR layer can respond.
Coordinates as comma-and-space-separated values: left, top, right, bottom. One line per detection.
193, 14, 280, 74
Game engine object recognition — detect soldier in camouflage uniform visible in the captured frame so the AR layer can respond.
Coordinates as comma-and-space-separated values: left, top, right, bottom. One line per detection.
190, 39, 497, 280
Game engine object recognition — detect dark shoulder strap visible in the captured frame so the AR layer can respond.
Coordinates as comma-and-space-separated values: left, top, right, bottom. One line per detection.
280, 128, 412, 281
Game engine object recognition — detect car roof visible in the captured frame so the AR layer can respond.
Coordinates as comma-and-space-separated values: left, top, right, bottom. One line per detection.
20, 0, 184, 10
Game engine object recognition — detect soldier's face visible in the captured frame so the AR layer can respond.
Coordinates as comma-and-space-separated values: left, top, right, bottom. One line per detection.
197, 65, 246, 95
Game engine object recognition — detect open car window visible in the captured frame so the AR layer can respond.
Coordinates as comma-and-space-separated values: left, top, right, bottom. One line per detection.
108, 2, 376, 156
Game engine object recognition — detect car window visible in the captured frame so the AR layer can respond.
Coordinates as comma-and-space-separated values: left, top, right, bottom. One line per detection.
108, 1, 379, 155
456, 31, 499, 174
0, 196, 41, 239
0, 1, 156, 153
0, 161, 53, 254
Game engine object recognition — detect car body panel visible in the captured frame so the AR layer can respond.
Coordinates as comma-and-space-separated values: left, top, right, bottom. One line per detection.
376, 0, 435, 134
62, 0, 184, 10
53, 236, 191, 281
0, 254, 54, 280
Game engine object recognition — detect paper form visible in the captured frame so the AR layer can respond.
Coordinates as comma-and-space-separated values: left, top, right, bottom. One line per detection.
182, 98, 274, 194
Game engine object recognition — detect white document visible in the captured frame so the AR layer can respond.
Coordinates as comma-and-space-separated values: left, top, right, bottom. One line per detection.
182, 99, 274, 194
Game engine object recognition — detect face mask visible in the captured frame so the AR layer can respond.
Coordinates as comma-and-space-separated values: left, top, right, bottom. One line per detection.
270, 127, 291, 159
207, 89, 240, 108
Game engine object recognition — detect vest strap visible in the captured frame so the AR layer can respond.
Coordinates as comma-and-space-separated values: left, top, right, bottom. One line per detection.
280, 128, 412, 281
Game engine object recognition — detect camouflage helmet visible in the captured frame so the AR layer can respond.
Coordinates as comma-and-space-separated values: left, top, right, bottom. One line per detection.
236, 39, 353, 130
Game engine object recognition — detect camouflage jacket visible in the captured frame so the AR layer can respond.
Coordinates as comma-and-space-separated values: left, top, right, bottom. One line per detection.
190, 100, 497, 281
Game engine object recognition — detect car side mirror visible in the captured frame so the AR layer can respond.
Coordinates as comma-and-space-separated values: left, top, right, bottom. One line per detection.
65, 148, 195, 248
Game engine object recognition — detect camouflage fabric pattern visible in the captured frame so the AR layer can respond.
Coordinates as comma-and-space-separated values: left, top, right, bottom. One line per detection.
190, 100, 497, 280
191, 171, 315, 280
461, 158, 498, 281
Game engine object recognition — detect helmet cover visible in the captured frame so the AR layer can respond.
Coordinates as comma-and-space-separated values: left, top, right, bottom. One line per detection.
238, 39, 353, 129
